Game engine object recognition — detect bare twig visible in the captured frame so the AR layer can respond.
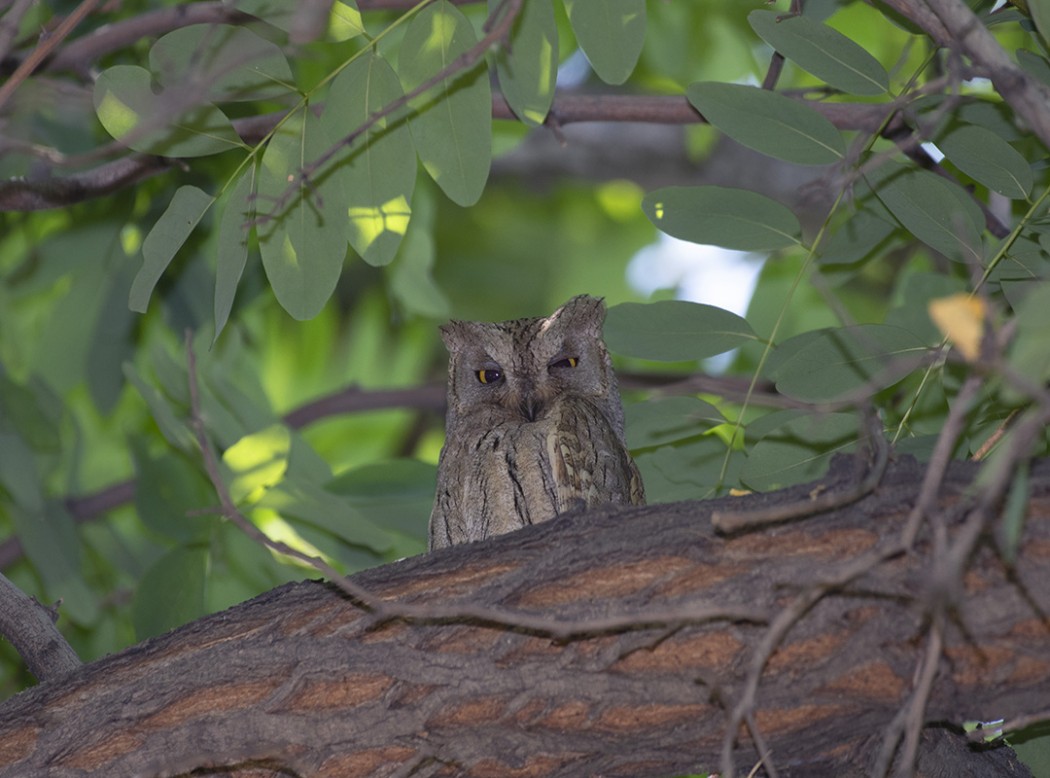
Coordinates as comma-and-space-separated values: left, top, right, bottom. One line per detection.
184, 331, 767, 641
711, 410, 890, 533
0, 0, 103, 112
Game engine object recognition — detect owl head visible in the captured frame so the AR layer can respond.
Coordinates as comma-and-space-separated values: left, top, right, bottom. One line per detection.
439, 295, 625, 435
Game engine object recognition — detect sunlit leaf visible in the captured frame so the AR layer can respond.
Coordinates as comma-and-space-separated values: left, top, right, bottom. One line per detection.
606, 300, 760, 361
875, 167, 984, 264
491, 0, 557, 125
214, 166, 256, 343
939, 125, 1033, 199
94, 65, 242, 156
749, 11, 888, 95
257, 110, 348, 320
687, 81, 845, 165
223, 424, 291, 503
400, 0, 491, 206
131, 185, 214, 313
643, 186, 801, 250
150, 25, 293, 101
773, 325, 929, 402
564, 0, 645, 85
323, 52, 416, 267
235, 0, 365, 41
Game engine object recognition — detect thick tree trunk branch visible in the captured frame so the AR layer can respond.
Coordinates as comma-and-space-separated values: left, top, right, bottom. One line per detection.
1, 455, 1048, 777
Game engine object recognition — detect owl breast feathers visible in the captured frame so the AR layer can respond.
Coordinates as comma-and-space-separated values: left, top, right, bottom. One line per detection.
429, 295, 645, 550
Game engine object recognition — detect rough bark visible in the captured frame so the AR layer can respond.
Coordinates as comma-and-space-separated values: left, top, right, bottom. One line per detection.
1, 455, 1049, 777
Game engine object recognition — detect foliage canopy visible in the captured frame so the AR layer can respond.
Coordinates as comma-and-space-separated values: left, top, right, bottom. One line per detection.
2, 9, 1050, 765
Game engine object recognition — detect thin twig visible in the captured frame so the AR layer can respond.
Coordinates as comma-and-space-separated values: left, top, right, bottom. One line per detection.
0, 0, 102, 112
183, 331, 768, 641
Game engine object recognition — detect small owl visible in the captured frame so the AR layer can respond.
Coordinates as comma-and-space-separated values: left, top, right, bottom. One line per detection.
429, 295, 645, 550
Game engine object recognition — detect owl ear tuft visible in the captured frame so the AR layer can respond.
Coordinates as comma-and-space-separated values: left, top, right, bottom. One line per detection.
548, 295, 605, 336
440, 320, 494, 353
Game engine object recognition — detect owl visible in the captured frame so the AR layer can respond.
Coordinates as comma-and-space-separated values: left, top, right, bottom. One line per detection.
428, 295, 645, 550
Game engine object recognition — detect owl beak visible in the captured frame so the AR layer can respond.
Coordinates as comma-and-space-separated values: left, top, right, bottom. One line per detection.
520, 394, 541, 422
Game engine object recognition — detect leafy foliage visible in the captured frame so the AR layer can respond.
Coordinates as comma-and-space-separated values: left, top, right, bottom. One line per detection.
1, 8, 1050, 759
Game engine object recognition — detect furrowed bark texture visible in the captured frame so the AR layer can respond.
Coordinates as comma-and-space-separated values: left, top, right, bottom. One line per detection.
1, 455, 1049, 777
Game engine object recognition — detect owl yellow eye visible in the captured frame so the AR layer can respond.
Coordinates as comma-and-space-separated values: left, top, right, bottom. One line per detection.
550, 356, 578, 369
476, 368, 502, 384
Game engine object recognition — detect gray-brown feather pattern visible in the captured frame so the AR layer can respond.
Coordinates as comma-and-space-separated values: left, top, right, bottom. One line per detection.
429, 296, 645, 550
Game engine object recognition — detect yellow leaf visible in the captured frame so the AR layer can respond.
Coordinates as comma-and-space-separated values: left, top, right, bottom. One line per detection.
928, 294, 985, 361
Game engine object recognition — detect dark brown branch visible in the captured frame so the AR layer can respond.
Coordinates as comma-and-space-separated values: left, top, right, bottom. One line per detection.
0, 455, 1047, 777
0, 571, 80, 681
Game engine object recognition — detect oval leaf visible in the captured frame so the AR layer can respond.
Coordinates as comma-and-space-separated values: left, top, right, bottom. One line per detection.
400, 0, 491, 207
257, 111, 348, 320
323, 52, 416, 267
742, 411, 858, 490
235, 0, 365, 42
94, 65, 242, 157
132, 185, 214, 313
876, 168, 984, 264
643, 186, 801, 251
773, 324, 929, 402
214, 166, 256, 343
564, 0, 646, 86
687, 81, 845, 165
625, 396, 725, 450
939, 125, 1033, 199
606, 300, 759, 361
749, 11, 889, 96
150, 25, 293, 102
491, 0, 557, 125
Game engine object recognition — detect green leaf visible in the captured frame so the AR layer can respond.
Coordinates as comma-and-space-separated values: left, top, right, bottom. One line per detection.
259, 480, 395, 553
257, 110, 349, 320
633, 436, 729, 502
133, 546, 208, 639
223, 424, 291, 504
939, 125, 1033, 199
625, 397, 724, 450
328, 459, 436, 536
323, 52, 416, 267
491, 0, 557, 125
817, 207, 897, 266
642, 186, 801, 251
606, 300, 760, 361
132, 442, 214, 543
400, 0, 492, 206
997, 461, 1029, 563
875, 168, 985, 264
214, 166, 256, 343
564, 0, 646, 85
0, 376, 61, 453
687, 82, 845, 165
742, 412, 858, 490
772, 324, 929, 402
235, 0, 365, 41
150, 25, 293, 102
1017, 49, 1050, 87
748, 11, 888, 96
131, 185, 215, 313
94, 65, 242, 157
386, 191, 451, 318
123, 363, 196, 453
1005, 282, 1050, 401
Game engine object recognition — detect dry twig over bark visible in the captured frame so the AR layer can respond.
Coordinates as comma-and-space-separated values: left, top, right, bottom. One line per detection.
0, 455, 1048, 777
